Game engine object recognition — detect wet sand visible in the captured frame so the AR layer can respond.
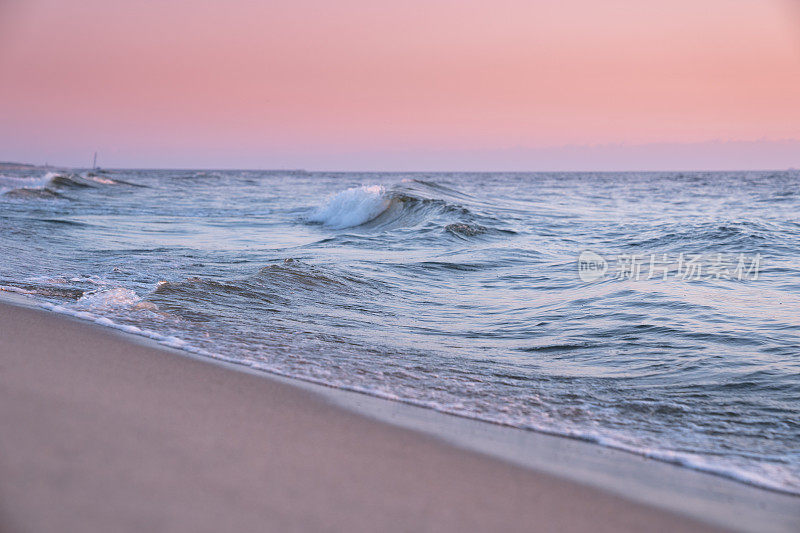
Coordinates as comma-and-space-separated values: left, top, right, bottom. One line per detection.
0, 300, 733, 532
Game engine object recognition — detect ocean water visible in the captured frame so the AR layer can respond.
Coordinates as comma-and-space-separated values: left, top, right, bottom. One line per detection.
1, 169, 799, 494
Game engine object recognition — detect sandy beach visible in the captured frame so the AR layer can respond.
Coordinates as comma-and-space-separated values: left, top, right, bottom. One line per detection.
0, 299, 740, 532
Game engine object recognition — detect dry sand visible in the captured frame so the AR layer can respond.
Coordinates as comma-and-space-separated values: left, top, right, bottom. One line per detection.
0, 300, 730, 532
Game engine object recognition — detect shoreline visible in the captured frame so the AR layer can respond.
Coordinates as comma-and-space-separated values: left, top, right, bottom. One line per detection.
5, 287, 797, 500
1, 295, 797, 531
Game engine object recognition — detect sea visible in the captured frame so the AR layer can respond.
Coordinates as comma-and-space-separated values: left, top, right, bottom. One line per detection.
1, 168, 798, 494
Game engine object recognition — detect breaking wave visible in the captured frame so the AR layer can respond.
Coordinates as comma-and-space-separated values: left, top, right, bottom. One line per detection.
308, 180, 511, 237
78, 287, 144, 309
308, 185, 390, 228
0, 171, 140, 199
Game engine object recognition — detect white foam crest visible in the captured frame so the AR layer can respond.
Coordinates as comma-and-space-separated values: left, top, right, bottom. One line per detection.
79, 171, 116, 185
309, 185, 390, 229
0, 173, 52, 194
77, 287, 142, 309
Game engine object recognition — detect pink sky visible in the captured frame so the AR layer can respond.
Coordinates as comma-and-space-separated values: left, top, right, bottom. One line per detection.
1, 0, 799, 170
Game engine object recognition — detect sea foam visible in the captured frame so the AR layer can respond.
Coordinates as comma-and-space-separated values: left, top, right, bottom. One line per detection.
308, 185, 389, 229
78, 287, 141, 308
0, 173, 51, 194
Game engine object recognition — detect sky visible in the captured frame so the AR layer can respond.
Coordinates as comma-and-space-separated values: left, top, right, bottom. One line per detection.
1, 0, 799, 170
